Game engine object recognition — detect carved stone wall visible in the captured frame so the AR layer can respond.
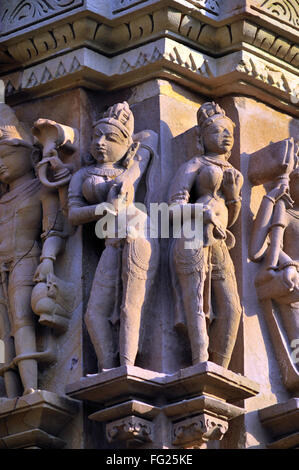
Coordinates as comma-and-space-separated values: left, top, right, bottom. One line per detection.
0, 0, 298, 450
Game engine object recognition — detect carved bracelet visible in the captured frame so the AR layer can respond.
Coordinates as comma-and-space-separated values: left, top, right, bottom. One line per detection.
225, 196, 242, 206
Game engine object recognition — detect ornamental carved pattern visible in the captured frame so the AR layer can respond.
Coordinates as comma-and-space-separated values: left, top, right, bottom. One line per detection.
0, 0, 84, 36
260, 0, 299, 27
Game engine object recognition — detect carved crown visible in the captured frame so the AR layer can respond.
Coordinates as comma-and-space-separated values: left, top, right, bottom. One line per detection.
197, 102, 229, 130
94, 101, 134, 141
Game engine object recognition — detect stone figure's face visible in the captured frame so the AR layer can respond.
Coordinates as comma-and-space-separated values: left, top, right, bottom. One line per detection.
0, 143, 33, 184
91, 123, 130, 164
202, 117, 234, 155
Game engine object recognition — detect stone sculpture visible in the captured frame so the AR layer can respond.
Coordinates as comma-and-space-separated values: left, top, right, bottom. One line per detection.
169, 102, 243, 369
249, 138, 299, 393
68, 101, 159, 371
0, 103, 75, 397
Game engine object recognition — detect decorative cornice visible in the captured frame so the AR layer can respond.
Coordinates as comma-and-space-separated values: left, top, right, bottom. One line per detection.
2, 40, 298, 114
0, 2, 298, 114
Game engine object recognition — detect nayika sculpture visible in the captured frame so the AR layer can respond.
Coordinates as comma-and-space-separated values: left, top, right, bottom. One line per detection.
169, 102, 243, 369
68, 102, 159, 370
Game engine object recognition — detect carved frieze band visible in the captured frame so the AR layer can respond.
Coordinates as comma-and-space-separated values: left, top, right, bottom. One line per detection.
1, 13, 297, 69
3, 41, 298, 107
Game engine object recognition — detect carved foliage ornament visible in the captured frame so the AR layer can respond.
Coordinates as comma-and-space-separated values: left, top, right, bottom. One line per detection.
260, 0, 299, 27
0, 0, 83, 35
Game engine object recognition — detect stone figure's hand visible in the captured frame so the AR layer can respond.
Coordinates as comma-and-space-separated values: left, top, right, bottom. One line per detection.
34, 258, 54, 283
119, 181, 135, 207
282, 266, 299, 292
267, 184, 293, 207
107, 183, 121, 213
222, 168, 243, 201
40, 149, 67, 172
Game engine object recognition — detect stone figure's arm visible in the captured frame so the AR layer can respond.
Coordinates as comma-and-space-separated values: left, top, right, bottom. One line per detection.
222, 168, 243, 228
249, 184, 291, 263
168, 157, 201, 206
34, 188, 66, 282
249, 195, 276, 263
68, 169, 101, 226
115, 130, 158, 204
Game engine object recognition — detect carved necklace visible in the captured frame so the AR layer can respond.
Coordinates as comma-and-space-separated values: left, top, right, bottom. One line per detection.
86, 165, 124, 179
199, 155, 232, 169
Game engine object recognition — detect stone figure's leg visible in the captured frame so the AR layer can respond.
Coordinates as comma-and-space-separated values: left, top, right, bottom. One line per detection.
119, 237, 159, 366
278, 302, 299, 347
173, 238, 209, 365
208, 245, 242, 368
85, 245, 119, 370
0, 283, 21, 397
9, 257, 39, 395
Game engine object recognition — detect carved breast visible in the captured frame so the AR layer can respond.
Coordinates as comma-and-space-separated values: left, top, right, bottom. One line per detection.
82, 174, 111, 204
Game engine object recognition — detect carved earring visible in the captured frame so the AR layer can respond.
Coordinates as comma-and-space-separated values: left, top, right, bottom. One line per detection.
123, 141, 140, 168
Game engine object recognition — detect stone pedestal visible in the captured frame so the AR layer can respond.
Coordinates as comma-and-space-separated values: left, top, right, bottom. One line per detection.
0, 391, 79, 449
67, 362, 259, 449
259, 398, 299, 449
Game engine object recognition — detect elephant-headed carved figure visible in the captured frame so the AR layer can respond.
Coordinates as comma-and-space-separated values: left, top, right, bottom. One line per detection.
249, 138, 299, 394
68, 101, 160, 371
168, 102, 243, 370
0, 104, 77, 398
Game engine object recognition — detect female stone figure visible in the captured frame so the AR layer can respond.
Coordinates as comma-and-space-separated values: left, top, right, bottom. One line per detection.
169, 102, 243, 368
68, 102, 159, 370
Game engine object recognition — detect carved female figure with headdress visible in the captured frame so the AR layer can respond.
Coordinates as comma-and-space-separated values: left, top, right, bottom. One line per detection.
68, 102, 159, 370
169, 102, 243, 368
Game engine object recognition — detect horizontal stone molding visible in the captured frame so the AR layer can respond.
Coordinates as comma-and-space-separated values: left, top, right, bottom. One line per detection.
67, 363, 258, 448
2, 40, 298, 115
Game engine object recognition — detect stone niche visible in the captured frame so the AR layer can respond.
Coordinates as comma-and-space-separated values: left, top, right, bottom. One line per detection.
0, 0, 298, 450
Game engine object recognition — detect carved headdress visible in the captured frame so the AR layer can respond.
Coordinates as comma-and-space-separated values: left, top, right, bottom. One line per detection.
0, 103, 33, 148
197, 101, 234, 158
197, 101, 233, 130
94, 101, 134, 145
